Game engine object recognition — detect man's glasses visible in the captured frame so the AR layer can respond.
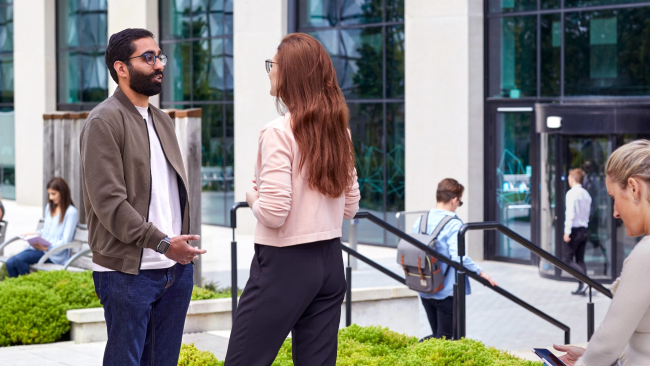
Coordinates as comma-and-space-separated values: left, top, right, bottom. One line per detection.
265, 59, 277, 74
127, 52, 168, 66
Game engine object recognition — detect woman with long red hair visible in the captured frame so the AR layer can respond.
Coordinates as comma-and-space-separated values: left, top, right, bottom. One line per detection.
225, 33, 360, 365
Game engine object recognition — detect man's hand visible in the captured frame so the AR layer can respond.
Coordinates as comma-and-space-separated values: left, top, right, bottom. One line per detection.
246, 189, 259, 208
564, 234, 571, 243
479, 271, 498, 287
164, 235, 206, 265
553, 344, 585, 366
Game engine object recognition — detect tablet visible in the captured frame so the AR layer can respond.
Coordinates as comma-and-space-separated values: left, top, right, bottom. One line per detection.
532, 348, 567, 366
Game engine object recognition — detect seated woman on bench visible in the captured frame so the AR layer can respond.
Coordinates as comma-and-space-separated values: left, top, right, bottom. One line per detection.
5, 177, 78, 277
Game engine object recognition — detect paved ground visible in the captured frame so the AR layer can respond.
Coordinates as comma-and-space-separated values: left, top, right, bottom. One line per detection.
0, 200, 612, 364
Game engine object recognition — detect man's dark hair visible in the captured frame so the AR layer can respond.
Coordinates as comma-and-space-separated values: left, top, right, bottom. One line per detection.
105, 28, 155, 83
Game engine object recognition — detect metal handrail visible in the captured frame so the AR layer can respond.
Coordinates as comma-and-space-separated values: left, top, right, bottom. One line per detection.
354, 211, 571, 343
458, 221, 612, 341
458, 222, 612, 298
394, 210, 430, 231
230, 204, 571, 343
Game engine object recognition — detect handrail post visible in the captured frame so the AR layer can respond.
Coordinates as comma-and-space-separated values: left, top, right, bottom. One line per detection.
457, 231, 467, 339
587, 286, 595, 342
349, 219, 358, 270
229, 202, 249, 323
231, 238, 237, 323
346, 252, 352, 327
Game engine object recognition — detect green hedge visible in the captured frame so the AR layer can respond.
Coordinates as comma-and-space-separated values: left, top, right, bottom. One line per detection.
179, 325, 541, 366
0, 270, 230, 346
178, 343, 221, 366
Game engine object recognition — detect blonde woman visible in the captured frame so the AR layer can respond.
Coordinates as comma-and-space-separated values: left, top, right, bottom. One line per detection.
553, 139, 650, 366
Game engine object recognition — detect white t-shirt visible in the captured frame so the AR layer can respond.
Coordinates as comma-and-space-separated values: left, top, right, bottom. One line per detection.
93, 106, 181, 271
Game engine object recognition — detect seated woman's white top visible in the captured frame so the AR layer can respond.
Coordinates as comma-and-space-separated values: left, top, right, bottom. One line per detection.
27, 204, 79, 265
576, 236, 650, 366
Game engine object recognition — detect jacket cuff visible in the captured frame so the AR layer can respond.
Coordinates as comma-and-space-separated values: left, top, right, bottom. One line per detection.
146, 229, 167, 251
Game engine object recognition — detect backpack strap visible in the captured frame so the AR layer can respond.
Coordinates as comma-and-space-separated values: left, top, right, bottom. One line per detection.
419, 212, 429, 235
429, 215, 456, 241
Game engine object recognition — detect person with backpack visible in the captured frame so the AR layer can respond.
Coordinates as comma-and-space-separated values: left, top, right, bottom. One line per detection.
409, 178, 497, 340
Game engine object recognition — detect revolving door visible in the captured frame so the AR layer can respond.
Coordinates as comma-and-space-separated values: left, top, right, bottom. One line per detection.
536, 102, 650, 282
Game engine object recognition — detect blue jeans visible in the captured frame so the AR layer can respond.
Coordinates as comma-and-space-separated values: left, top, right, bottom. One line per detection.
93, 263, 194, 366
5, 249, 51, 277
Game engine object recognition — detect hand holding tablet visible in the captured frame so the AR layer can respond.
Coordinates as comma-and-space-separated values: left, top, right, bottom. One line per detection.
533, 348, 567, 366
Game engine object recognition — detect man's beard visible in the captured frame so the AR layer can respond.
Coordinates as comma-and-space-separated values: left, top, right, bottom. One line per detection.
128, 66, 163, 97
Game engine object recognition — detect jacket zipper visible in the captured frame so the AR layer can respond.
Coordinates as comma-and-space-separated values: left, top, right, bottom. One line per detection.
140, 117, 153, 274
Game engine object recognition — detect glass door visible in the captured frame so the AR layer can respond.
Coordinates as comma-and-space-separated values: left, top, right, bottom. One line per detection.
562, 136, 613, 280
494, 108, 534, 262
540, 135, 614, 280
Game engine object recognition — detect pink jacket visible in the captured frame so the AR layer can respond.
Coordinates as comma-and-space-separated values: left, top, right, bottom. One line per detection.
251, 114, 361, 246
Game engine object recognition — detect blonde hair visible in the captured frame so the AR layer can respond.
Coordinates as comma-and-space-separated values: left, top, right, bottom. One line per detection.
605, 139, 650, 189
569, 168, 585, 184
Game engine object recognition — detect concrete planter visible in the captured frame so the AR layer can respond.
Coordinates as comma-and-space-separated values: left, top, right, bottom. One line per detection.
66, 286, 418, 343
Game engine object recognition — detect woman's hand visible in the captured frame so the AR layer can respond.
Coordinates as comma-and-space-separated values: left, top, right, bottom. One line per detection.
32, 243, 48, 251
23, 232, 40, 237
246, 189, 259, 208
479, 271, 498, 287
553, 344, 586, 366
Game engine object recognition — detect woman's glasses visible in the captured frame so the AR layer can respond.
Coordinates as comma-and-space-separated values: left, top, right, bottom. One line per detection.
127, 52, 168, 66
265, 59, 277, 74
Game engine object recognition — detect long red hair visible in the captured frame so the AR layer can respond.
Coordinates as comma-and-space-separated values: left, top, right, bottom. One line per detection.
275, 33, 355, 198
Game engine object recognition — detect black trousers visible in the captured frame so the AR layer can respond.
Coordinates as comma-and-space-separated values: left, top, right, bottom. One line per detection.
563, 227, 589, 281
225, 238, 347, 366
420, 296, 454, 340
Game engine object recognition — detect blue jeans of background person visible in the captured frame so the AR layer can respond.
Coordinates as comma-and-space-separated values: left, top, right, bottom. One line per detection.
5, 249, 51, 277
93, 263, 194, 366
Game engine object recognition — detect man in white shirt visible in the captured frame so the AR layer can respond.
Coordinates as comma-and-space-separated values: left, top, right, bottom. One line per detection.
563, 168, 592, 296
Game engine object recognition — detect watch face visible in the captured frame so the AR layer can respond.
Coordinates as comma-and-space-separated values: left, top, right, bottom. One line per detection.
158, 240, 170, 254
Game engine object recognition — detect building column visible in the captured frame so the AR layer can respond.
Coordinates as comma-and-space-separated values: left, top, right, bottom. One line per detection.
107, 0, 160, 108
13, 0, 56, 206
233, 0, 288, 234
405, 0, 485, 259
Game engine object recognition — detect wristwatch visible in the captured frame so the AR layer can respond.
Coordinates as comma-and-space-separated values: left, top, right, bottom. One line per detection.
156, 236, 171, 254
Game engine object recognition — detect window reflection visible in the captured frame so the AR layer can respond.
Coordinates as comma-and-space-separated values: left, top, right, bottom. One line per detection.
56, 0, 108, 109
565, 8, 650, 96
0, 0, 11, 199
161, 0, 234, 226
488, 16, 537, 98
496, 112, 532, 261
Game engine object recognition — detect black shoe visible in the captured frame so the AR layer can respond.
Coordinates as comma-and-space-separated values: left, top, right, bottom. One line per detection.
572, 286, 587, 296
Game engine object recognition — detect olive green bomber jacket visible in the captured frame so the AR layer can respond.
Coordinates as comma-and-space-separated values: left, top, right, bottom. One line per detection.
80, 87, 190, 274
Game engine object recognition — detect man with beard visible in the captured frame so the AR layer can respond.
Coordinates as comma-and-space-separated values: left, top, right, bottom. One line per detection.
80, 28, 206, 366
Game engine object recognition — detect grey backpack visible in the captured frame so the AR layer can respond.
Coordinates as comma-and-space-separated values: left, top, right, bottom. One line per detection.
396, 213, 457, 294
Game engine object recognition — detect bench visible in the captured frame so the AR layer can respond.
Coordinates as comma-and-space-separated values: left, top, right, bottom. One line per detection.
0, 221, 92, 272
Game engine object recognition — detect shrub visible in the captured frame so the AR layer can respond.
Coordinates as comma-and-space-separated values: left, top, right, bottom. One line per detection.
191, 285, 241, 301
178, 343, 223, 366
209, 325, 542, 366
0, 263, 7, 282
4, 270, 101, 309
0, 282, 69, 346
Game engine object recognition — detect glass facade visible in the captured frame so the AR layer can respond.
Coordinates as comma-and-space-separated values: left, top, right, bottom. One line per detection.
296, 0, 405, 246
0, 0, 12, 200
487, 2, 650, 279
56, 0, 108, 111
488, 1, 650, 99
160, 0, 234, 226
495, 111, 532, 261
